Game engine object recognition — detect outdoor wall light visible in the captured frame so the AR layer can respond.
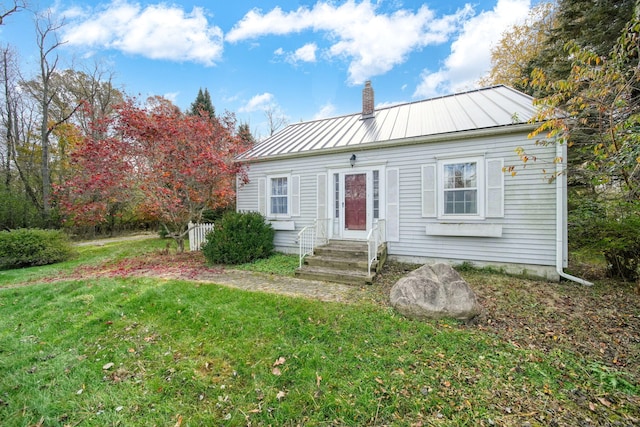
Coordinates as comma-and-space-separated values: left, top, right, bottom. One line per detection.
350, 154, 356, 167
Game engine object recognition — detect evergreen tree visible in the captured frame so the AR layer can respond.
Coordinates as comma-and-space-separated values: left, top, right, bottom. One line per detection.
237, 122, 255, 146
189, 88, 215, 119
527, 0, 635, 94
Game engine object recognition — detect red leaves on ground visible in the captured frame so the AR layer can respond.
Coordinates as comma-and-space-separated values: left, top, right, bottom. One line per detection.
70, 251, 222, 281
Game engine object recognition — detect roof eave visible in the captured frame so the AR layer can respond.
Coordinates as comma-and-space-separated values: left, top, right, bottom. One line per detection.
235, 122, 540, 164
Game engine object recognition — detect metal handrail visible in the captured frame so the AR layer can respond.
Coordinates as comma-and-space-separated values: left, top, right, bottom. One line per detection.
298, 224, 316, 268
367, 219, 386, 276
298, 218, 331, 268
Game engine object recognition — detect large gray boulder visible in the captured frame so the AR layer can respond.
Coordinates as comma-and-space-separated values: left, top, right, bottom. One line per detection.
390, 263, 482, 321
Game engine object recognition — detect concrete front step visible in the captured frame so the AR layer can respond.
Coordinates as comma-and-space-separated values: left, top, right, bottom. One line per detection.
313, 242, 368, 259
294, 265, 375, 286
304, 254, 373, 271
295, 239, 385, 285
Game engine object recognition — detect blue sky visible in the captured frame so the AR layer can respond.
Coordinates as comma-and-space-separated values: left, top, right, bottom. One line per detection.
1, 0, 534, 139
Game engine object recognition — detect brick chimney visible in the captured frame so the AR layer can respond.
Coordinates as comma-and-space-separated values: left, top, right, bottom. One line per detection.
362, 80, 374, 118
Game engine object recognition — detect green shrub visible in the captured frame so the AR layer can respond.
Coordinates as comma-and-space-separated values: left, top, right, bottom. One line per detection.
0, 229, 76, 270
598, 212, 640, 281
202, 211, 274, 265
569, 198, 640, 281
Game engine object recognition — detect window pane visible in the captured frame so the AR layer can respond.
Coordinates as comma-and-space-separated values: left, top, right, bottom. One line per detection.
373, 170, 379, 219
444, 162, 476, 189
334, 173, 339, 218
271, 177, 287, 196
464, 163, 477, 187
444, 189, 477, 214
271, 196, 287, 214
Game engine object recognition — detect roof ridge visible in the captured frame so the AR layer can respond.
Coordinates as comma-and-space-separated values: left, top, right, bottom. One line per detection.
286, 85, 524, 129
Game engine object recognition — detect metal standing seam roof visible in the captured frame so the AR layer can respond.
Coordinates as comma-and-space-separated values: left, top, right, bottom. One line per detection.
238, 85, 538, 161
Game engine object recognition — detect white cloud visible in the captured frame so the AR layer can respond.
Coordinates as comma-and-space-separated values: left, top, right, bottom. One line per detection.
292, 43, 317, 63
275, 43, 318, 65
414, 0, 531, 98
239, 92, 274, 113
313, 103, 336, 120
61, 0, 224, 66
163, 91, 180, 104
226, 0, 473, 84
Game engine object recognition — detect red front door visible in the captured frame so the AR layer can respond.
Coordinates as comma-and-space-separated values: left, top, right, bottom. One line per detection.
344, 173, 366, 230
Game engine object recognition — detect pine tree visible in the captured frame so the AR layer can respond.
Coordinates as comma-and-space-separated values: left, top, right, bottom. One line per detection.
189, 88, 215, 119
237, 122, 255, 146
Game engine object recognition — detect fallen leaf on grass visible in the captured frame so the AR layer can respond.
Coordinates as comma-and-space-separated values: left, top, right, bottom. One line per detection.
316, 372, 322, 387
276, 390, 286, 401
272, 357, 286, 375
102, 362, 114, 370
174, 414, 183, 427
597, 397, 612, 408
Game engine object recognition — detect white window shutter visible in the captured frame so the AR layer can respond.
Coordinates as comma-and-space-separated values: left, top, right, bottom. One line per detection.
486, 159, 504, 218
258, 178, 266, 215
421, 164, 437, 217
386, 168, 400, 242
317, 173, 327, 219
291, 175, 300, 216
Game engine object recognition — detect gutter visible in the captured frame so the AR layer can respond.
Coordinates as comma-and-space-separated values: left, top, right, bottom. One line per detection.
556, 141, 593, 286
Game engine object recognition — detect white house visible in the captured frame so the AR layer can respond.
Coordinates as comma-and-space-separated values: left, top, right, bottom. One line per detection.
236, 83, 585, 282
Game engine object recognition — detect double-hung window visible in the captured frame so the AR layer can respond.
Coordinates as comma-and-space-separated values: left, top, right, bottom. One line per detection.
443, 161, 478, 215
270, 177, 288, 215
439, 157, 484, 219
269, 176, 289, 216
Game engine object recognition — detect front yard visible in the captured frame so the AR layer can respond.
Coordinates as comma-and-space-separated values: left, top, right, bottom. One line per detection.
0, 237, 638, 426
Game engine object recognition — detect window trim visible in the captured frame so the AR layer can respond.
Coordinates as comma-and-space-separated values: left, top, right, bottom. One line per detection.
437, 156, 485, 220
267, 174, 291, 219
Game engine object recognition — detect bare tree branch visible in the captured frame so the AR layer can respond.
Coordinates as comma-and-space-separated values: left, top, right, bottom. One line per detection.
0, 1, 26, 25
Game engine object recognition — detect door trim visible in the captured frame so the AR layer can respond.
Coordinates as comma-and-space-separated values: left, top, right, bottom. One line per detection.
326, 165, 386, 241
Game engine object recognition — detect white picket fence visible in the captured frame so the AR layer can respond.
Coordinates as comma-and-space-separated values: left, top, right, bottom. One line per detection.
188, 222, 214, 251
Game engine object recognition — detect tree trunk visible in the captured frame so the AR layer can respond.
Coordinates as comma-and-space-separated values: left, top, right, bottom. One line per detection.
36, 13, 65, 226
41, 96, 50, 223
2, 48, 12, 189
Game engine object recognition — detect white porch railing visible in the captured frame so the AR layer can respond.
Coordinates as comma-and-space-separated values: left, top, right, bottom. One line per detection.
367, 219, 386, 276
298, 218, 331, 267
188, 222, 214, 251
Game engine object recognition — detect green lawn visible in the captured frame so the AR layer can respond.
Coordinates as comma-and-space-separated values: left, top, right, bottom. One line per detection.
0, 238, 638, 426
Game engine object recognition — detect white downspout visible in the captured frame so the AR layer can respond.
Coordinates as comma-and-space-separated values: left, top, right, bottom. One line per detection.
556, 142, 593, 286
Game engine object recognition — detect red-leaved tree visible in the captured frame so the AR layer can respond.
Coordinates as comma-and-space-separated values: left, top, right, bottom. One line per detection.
54, 109, 136, 233
58, 96, 250, 251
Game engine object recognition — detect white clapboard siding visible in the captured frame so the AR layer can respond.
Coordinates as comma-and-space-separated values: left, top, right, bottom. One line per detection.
236, 130, 560, 269
188, 222, 214, 251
